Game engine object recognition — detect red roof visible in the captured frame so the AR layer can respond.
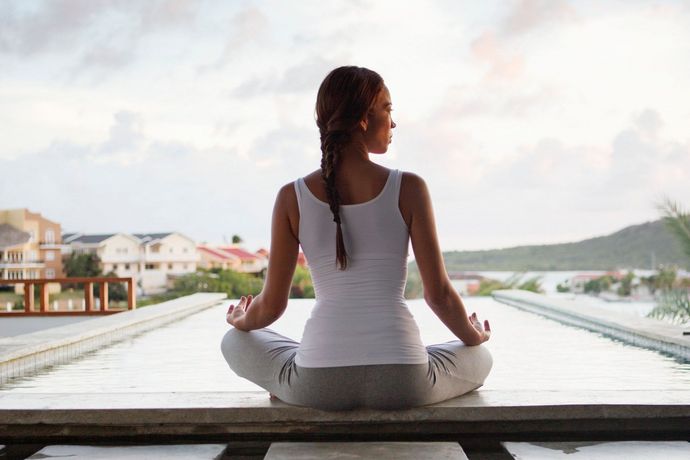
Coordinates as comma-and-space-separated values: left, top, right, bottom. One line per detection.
198, 246, 238, 261
256, 248, 269, 258
219, 247, 260, 261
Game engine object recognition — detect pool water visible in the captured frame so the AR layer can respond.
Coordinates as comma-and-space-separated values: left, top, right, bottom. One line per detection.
1, 298, 688, 393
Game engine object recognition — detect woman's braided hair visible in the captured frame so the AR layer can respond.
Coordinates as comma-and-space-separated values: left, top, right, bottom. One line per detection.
315, 66, 384, 270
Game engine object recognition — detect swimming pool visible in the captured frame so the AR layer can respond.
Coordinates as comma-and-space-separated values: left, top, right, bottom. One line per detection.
1, 297, 688, 393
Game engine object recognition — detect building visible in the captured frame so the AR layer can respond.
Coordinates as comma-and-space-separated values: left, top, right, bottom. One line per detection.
63, 232, 199, 295
197, 246, 242, 271
218, 246, 268, 274
0, 209, 63, 293
254, 248, 308, 268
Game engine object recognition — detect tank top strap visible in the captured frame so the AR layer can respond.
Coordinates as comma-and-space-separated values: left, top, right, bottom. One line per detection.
391, 169, 403, 205
293, 178, 303, 216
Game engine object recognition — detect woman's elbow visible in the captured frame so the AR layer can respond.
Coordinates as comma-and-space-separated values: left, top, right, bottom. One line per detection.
423, 282, 454, 310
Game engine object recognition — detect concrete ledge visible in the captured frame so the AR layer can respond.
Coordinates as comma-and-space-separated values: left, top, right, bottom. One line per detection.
265, 442, 468, 459
492, 290, 690, 360
0, 293, 227, 385
1, 390, 689, 443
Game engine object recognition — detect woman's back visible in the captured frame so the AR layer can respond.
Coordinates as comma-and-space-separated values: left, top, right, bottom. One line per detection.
222, 65, 491, 411
294, 168, 428, 367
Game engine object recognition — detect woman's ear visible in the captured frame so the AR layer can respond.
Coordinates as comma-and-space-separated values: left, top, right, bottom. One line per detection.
359, 118, 368, 132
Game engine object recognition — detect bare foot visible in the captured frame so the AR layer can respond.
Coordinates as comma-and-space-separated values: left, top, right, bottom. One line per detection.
269, 393, 279, 401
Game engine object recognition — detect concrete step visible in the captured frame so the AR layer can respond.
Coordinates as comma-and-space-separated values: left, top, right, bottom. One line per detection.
25, 444, 229, 459
502, 441, 690, 459
1, 390, 689, 443
265, 442, 468, 459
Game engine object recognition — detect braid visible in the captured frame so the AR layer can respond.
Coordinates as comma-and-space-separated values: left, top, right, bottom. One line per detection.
320, 129, 348, 270
314, 66, 384, 270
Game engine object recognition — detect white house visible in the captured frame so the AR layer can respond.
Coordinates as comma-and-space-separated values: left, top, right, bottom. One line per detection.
63, 232, 199, 295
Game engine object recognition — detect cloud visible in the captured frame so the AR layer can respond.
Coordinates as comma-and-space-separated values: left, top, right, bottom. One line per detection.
0, 0, 102, 55
502, 0, 578, 36
205, 6, 271, 71
482, 108, 690, 212
229, 56, 343, 98
1, 0, 202, 75
470, 31, 525, 82
99, 111, 146, 159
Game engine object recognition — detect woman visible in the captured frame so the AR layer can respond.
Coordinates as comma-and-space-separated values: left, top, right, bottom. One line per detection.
221, 66, 492, 411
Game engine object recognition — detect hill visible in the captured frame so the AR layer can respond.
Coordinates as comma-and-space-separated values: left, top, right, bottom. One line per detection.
414, 220, 689, 271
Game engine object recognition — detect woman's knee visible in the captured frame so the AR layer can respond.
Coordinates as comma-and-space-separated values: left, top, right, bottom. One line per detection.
471, 345, 493, 383
220, 327, 249, 367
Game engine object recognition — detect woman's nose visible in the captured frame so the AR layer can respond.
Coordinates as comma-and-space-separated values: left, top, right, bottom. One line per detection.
391, 119, 397, 129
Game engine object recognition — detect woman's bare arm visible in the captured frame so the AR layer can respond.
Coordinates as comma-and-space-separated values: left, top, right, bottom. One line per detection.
227, 183, 300, 331
401, 172, 490, 345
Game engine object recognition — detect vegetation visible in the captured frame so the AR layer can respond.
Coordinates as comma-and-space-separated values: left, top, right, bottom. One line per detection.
64, 252, 102, 278
404, 268, 423, 299
291, 265, 315, 298
649, 289, 690, 325
408, 219, 689, 272
583, 275, 616, 295
648, 199, 690, 324
171, 269, 264, 298
140, 266, 316, 306
475, 274, 543, 296
404, 269, 543, 299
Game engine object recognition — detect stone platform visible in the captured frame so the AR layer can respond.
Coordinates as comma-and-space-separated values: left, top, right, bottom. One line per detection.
492, 290, 690, 361
1, 390, 688, 445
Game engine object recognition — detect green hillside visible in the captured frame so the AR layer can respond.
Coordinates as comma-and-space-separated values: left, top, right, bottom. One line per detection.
413, 220, 689, 272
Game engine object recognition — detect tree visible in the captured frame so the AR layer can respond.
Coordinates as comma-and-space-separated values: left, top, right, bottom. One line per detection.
64, 252, 102, 277
617, 271, 635, 297
290, 265, 315, 298
649, 198, 690, 323
658, 198, 690, 261
232, 234, 243, 244
103, 271, 128, 301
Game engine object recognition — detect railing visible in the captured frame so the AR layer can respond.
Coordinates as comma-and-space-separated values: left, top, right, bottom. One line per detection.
0, 277, 136, 315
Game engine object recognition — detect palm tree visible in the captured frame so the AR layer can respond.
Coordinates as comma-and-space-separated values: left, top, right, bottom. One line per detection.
657, 197, 690, 260
650, 197, 690, 326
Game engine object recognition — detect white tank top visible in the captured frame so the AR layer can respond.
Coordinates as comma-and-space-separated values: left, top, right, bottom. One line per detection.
293, 168, 428, 368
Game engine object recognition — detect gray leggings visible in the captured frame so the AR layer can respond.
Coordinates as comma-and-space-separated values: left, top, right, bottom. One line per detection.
220, 328, 492, 411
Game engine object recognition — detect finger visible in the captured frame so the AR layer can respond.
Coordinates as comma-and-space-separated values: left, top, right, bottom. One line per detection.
484, 320, 491, 331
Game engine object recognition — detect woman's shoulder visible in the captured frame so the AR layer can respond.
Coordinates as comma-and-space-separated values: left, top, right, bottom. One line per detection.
400, 170, 428, 195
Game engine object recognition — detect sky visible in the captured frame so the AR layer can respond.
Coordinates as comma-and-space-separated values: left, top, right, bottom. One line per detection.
1, 0, 689, 253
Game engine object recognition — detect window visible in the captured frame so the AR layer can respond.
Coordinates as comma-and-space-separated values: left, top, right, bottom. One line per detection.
28, 251, 37, 261
116, 247, 128, 255
28, 230, 36, 242
183, 264, 188, 270
169, 247, 174, 253
45, 229, 55, 243
124, 263, 130, 270
168, 263, 173, 270
114, 264, 119, 271
45, 269, 55, 279
145, 264, 155, 270
46, 251, 55, 261
183, 247, 189, 253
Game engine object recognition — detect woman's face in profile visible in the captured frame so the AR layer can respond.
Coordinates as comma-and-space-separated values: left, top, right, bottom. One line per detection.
363, 85, 396, 154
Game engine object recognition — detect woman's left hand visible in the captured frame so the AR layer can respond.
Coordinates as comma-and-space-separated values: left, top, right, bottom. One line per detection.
226, 295, 253, 328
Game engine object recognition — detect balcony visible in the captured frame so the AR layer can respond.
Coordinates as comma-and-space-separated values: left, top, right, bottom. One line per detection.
143, 253, 200, 263
0, 260, 45, 269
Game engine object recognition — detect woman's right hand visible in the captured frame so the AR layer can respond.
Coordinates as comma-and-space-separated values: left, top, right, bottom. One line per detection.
469, 312, 491, 343
226, 295, 253, 329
